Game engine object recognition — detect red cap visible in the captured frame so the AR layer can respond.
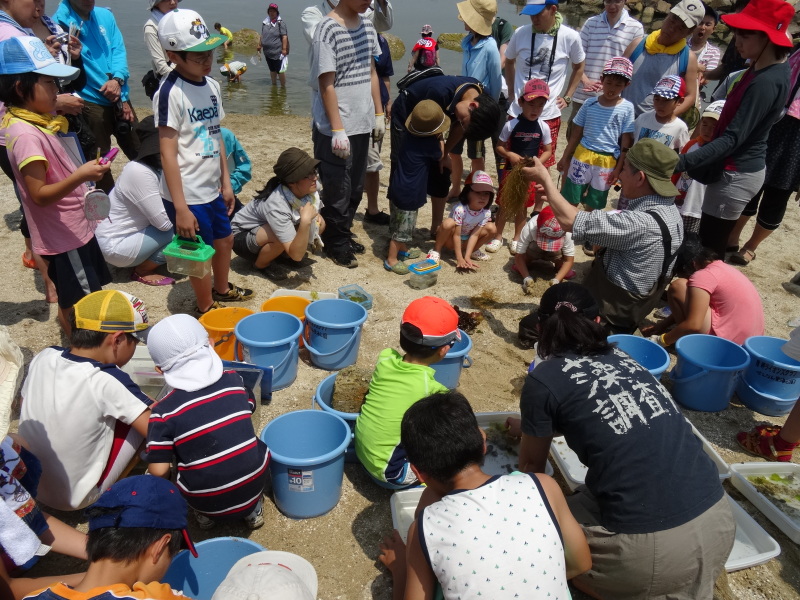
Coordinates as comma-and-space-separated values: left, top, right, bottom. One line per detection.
401, 297, 460, 347
522, 78, 550, 102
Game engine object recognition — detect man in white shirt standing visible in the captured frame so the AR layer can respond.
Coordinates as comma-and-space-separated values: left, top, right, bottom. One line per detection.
567, 0, 644, 139
504, 0, 585, 167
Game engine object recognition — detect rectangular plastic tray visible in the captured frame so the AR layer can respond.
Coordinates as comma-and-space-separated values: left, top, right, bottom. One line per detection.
120, 347, 167, 401
475, 412, 552, 478
725, 494, 781, 572
338, 284, 373, 310
269, 289, 337, 301
730, 462, 800, 544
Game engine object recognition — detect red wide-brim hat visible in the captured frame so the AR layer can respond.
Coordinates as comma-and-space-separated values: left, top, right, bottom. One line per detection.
721, 0, 795, 48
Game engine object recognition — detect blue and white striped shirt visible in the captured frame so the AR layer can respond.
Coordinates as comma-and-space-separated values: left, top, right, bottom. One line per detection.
573, 97, 635, 156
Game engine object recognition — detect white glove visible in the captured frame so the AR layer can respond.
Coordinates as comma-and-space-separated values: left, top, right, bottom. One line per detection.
331, 129, 350, 159
549, 278, 560, 287
373, 113, 386, 143
522, 276, 534, 295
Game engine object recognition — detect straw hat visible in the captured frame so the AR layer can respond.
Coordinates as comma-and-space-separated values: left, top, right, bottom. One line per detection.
405, 100, 451, 137
0, 327, 24, 441
457, 0, 497, 37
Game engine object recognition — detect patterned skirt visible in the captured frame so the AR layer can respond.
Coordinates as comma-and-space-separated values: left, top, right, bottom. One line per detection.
765, 115, 800, 191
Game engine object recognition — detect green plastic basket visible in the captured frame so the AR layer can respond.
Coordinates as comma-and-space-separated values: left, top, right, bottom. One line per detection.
163, 235, 216, 278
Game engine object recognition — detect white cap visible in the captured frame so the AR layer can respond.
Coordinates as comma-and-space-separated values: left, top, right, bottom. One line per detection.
671, 0, 704, 28
158, 9, 226, 52
211, 551, 318, 600
701, 100, 725, 120
783, 327, 800, 362
146, 314, 223, 392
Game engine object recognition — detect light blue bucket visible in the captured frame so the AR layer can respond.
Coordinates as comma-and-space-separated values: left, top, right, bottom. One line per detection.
736, 376, 798, 417
260, 410, 351, 518
742, 336, 800, 400
234, 312, 303, 391
304, 299, 368, 370
669, 334, 750, 412
163, 537, 265, 600
430, 329, 472, 389
608, 334, 670, 377
313, 372, 359, 462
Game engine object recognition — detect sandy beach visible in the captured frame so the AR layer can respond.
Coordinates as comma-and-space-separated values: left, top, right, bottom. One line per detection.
7, 110, 800, 599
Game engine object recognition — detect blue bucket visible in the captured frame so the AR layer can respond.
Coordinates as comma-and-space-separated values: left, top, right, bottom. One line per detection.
234, 312, 303, 391
163, 537, 265, 600
430, 329, 472, 389
736, 376, 798, 416
313, 372, 359, 462
669, 334, 750, 412
608, 334, 670, 377
304, 299, 368, 370
260, 410, 350, 518
742, 336, 800, 400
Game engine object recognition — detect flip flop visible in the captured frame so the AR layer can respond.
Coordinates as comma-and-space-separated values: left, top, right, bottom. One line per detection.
22, 253, 35, 269
130, 272, 176, 286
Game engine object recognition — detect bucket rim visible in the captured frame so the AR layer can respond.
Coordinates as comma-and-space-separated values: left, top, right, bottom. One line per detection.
235, 312, 304, 346
198, 306, 255, 329
442, 329, 472, 358
168, 536, 265, 563
314, 372, 359, 421
744, 336, 800, 370
261, 409, 351, 466
675, 334, 750, 371
305, 298, 368, 328
737, 375, 799, 403
607, 334, 670, 371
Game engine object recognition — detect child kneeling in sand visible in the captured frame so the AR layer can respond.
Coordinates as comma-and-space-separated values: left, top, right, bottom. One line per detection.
515, 206, 576, 293
378, 391, 591, 599
145, 314, 269, 530
354, 297, 456, 488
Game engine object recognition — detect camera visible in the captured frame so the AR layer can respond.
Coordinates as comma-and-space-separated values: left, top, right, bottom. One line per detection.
113, 100, 131, 136
55, 32, 69, 45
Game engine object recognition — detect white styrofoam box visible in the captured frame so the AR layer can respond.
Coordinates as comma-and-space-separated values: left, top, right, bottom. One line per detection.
725, 494, 781, 572
731, 462, 800, 544
390, 487, 423, 543
550, 418, 730, 492
475, 412, 553, 478
269, 289, 337, 301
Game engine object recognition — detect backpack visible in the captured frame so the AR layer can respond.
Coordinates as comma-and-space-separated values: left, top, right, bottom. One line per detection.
415, 39, 437, 69
629, 39, 690, 78
396, 66, 444, 91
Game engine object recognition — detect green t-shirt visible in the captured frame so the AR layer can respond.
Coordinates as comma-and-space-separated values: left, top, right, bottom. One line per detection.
355, 348, 447, 481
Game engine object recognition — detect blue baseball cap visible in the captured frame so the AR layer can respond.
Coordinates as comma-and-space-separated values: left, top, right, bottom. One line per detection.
0, 36, 80, 81
521, 0, 559, 16
88, 475, 198, 557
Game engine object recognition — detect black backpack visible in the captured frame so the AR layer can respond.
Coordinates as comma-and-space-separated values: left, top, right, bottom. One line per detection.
396, 66, 444, 91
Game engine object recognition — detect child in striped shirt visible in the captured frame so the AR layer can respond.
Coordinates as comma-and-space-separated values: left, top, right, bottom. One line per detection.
558, 57, 635, 213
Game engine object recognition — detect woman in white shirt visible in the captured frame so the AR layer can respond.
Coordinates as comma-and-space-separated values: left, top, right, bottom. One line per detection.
95, 117, 175, 286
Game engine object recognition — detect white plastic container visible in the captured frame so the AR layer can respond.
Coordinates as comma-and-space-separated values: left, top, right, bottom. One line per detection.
725, 495, 781, 572
731, 462, 800, 544
408, 260, 441, 290
120, 346, 167, 400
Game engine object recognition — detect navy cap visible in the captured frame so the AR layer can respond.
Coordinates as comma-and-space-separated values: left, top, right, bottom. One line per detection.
88, 475, 197, 557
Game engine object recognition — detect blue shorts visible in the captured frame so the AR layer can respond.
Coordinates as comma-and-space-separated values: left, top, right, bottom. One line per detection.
163, 196, 232, 245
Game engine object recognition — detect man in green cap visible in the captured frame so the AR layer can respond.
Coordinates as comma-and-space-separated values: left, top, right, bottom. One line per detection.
522, 138, 683, 334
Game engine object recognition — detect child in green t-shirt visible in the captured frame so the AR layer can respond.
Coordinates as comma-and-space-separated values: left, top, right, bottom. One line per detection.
354, 296, 459, 488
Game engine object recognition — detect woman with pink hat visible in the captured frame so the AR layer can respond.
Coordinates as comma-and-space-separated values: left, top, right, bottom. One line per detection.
257, 2, 289, 86
675, 0, 795, 257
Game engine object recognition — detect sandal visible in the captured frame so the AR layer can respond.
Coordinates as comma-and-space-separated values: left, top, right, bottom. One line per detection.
426, 250, 441, 263
383, 260, 409, 275
130, 271, 175, 286
485, 238, 503, 253
471, 249, 490, 261
212, 282, 254, 302
728, 248, 755, 266
398, 248, 422, 260
736, 424, 797, 462
195, 300, 224, 316
21, 253, 35, 269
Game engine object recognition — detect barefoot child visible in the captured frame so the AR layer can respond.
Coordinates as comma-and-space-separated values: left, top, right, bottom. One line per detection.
0, 36, 112, 332
488, 78, 552, 254
427, 170, 497, 271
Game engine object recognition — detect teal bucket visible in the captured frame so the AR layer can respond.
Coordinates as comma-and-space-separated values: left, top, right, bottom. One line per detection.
608, 334, 670, 377
742, 336, 800, 400
669, 334, 750, 412
260, 410, 351, 518
234, 312, 303, 391
313, 373, 359, 462
430, 329, 472, 389
304, 299, 368, 370
163, 537, 265, 600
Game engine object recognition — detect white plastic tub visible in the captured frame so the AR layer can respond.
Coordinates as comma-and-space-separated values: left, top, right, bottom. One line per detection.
476, 412, 553, 478
269, 288, 337, 301
731, 462, 800, 544
725, 495, 781, 572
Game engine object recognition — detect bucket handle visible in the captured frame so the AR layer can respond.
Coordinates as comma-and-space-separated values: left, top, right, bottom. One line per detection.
668, 368, 709, 385
303, 323, 361, 358
462, 355, 473, 369
215, 332, 234, 348
234, 340, 298, 373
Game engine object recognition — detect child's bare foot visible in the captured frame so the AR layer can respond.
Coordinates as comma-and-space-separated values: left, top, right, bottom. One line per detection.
378, 529, 406, 578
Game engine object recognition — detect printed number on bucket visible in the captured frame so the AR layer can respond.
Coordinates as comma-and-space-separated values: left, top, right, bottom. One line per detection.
288, 468, 315, 492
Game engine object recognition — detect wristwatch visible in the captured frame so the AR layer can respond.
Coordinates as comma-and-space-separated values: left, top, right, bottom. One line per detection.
563, 96, 572, 106
112, 76, 125, 87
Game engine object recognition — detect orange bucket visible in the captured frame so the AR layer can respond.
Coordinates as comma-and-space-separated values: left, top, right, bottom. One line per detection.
261, 296, 311, 347
199, 307, 255, 360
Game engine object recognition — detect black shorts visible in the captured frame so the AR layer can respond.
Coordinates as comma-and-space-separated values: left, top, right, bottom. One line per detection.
44, 237, 112, 309
265, 56, 282, 73
232, 230, 259, 263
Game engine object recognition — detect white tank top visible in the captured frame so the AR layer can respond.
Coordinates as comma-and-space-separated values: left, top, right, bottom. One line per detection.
419, 473, 569, 600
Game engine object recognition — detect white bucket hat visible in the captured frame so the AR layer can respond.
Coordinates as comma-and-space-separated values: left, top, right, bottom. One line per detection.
211, 551, 318, 600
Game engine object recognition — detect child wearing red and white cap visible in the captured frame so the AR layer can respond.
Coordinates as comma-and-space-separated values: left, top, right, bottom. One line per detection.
633, 75, 690, 152
514, 206, 576, 293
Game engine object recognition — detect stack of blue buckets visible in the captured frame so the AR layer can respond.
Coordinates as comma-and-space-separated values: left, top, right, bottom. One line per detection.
737, 336, 800, 416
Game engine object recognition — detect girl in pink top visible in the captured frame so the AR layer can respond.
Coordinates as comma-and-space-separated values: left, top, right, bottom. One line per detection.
643, 235, 764, 346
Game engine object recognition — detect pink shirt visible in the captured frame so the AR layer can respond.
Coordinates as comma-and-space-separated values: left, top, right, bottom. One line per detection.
786, 51, 800, 121
689, 260, 764, 345
6, 118, 94, 255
